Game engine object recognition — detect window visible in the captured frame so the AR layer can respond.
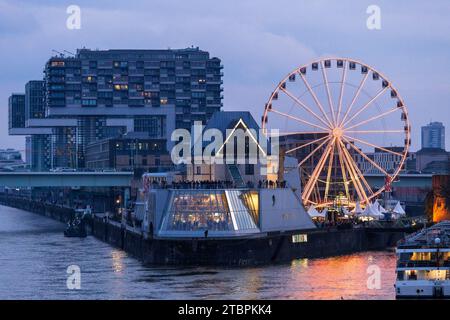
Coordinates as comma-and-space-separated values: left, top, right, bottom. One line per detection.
165, 191, 234, 231
51, 61, 65, 67
245, 164, 254, 175
292, 234, 308, 243
81, 99, 97, 106
114, 84, 128, 91
196, 166, 201, 175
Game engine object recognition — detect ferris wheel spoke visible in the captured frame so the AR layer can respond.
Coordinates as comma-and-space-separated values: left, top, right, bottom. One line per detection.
342, 87, 389, 128
342, 136, 393, 178
338, 140, 369, 203
339, 72, 369, 127
336, 141, 364, 202
297, 136, 331, 167
336, 141, 351, 200
313, 183, 322, 204
344, 107, 400, 131
336, 61, 348, 126
269, 109, 329, 131
343, 134, 404, 157
320, 61, 337, 126
266, 131, 328, 137
285, 135, 329, 154
339, 141, 374, 196
280, 87, 332, 129
345, 130, 404, 134
302, 140, 333, 200
324, 139, 336, 202
302, 140, 334, 204
298, 72, 334, 127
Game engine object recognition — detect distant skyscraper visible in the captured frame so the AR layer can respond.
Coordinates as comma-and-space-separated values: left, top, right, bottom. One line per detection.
421, 121, 445, 150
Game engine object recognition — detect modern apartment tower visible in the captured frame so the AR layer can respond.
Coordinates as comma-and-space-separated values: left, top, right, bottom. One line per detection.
421, 121, 445, 150
9, 47, 223, 169
8, 94, 26, 130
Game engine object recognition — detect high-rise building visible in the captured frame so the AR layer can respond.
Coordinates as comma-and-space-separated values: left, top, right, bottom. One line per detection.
421, 121, 445, 150
8, 94, 25, 130
25, 80, 45, 120
24, 80, 51, 171
8, 47, 223, 170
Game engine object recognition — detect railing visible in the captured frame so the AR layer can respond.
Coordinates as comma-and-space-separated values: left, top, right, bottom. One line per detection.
147, 180, 288, 190
397, 260, 450, 268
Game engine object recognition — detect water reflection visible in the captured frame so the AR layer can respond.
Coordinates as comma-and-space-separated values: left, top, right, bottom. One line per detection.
0, 205, 396, 299
111, 250, 125, 273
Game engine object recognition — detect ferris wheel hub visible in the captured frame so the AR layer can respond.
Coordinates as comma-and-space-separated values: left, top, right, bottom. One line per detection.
332, 127, 344, 138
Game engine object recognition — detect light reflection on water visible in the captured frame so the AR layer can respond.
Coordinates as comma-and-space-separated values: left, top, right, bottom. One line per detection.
0, 205, 396, 299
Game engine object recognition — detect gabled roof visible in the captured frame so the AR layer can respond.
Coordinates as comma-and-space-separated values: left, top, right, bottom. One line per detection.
203, 111, 260, 135
192, 111, 270, 155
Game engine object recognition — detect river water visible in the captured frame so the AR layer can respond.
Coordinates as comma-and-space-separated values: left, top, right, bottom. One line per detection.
0, 205, 397, 300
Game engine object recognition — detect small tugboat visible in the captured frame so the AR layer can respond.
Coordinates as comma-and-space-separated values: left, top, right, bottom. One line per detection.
64, 207, 91, 238
395, 221, 450, 299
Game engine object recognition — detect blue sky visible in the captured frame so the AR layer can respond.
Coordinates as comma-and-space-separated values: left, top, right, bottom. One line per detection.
1, 0, 449, 152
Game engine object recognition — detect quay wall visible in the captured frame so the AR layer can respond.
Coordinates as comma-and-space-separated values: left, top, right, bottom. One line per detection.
0, 196, 408, 266
0, 194, 74, 223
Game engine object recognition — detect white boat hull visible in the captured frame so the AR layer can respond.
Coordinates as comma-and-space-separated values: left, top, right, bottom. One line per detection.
396, 280, 450, 299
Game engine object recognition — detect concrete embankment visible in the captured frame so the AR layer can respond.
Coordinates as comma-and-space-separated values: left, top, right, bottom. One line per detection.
0, 196, 411, 266
0, 194, 75, 223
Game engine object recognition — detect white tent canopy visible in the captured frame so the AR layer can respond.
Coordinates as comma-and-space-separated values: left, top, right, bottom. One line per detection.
307, 206, 326, 218
352, 202, 364, 214
393, 201, 406, 215
361, 202, 384, 219
376, 202, 388, 213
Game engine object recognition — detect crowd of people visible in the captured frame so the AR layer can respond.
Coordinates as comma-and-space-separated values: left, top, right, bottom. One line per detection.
170, 215, 232, 232
148, 179, 288, 190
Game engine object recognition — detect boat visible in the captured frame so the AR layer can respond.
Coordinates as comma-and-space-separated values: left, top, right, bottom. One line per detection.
64, 207, 91, 237
64, 217, 87, 237
395, 221, 450, 299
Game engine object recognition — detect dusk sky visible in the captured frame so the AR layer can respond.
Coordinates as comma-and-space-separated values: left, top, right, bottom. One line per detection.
1, 0, 450, 152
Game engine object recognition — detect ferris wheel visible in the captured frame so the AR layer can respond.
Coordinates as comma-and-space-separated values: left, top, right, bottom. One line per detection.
262, 57, 411, 208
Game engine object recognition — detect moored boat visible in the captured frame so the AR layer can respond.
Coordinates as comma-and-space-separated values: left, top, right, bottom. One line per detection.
395, 221, 450, 299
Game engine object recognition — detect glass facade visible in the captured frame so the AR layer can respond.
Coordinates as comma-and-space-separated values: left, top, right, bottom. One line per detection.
8, 94, 25, 129
166, 190, 233, 231
25, 80, 45, 119
162, 189, 260, 233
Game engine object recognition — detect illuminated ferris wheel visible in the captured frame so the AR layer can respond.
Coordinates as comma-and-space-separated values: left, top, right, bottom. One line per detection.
262, 57, 411, 208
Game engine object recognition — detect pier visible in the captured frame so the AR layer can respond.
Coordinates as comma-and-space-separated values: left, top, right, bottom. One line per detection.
0, 194, 420, 266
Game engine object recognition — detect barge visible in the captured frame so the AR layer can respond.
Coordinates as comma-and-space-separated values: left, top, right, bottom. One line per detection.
103, 176, 406, 266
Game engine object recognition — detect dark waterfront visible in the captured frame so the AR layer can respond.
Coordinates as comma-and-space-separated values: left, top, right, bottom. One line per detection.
0, 205, 396, 300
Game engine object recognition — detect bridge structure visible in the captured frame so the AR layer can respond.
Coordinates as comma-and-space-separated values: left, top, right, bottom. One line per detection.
365, 173, 433, 189
0, 171, 134, 188
0, 171, 433, 189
